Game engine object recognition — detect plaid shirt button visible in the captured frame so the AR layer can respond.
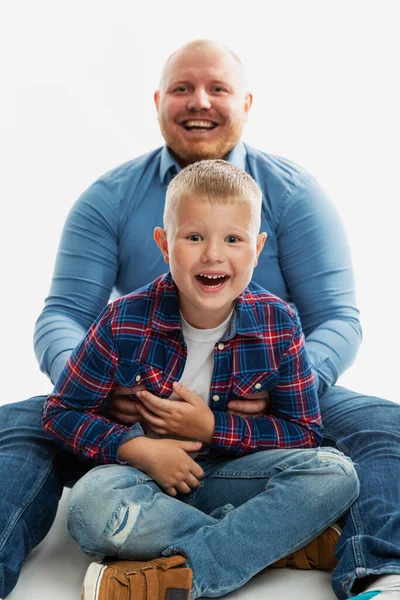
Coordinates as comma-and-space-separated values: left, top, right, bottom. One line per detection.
135, 375, 141, 382
212, 395, 220, 402
217, 343, 225, 350
255, 383, 262, 389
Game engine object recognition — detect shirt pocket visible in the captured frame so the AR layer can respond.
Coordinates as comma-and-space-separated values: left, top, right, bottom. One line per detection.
230, 371, 279, 398
115, 360, 171, 397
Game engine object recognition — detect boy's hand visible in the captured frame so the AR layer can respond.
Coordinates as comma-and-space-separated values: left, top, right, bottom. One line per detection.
136, 382, 215, 443
109, 385, 269, 425
118, 436, 204, 497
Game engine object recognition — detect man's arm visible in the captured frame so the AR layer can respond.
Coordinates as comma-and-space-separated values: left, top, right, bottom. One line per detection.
42, 304, 144, 464
34, 180, 120, 384
277, 172, 362, 394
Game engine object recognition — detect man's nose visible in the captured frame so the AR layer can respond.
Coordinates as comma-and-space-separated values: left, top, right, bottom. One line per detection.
187, 88, 211, 111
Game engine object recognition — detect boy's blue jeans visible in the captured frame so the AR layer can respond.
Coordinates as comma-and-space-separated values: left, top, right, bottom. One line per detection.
1, 387, 400, 599
67, 448, 359, 599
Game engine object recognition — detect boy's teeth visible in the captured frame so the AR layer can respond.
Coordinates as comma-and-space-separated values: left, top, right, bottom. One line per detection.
199, 274, 224, 279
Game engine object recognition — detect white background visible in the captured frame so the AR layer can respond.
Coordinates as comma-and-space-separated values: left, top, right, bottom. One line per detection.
1, 0, 399, 404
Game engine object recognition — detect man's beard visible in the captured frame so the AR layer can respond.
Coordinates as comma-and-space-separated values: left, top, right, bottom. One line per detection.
159, 119, 244, 166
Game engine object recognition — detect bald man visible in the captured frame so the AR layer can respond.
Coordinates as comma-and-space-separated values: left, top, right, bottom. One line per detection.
1, 40, 400, 600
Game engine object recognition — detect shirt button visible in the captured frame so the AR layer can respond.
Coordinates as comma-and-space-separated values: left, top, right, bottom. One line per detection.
212, 395, 220, 402
217, 343, 225, 350
135, 375, 141, 382
255, 383, 262, 390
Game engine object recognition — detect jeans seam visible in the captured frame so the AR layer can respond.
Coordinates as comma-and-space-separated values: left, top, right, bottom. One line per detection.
0, 456, 56, 551
324, 428, 365, 573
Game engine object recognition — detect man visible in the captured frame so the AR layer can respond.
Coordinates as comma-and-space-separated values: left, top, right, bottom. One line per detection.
1, 39, 400, 600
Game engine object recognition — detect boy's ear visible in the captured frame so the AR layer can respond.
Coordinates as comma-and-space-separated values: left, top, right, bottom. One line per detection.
154, 227, 169, 264
254, 232, 267, 267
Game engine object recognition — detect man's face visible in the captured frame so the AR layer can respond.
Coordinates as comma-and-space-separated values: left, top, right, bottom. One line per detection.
154, 194, 266, 329
154, 46, 252, 166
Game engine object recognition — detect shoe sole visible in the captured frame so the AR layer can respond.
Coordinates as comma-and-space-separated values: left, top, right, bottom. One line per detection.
81, 562, 107, 600
329, 523, 342, 538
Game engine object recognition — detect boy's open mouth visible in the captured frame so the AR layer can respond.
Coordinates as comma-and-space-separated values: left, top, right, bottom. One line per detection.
195, 273, 229, 288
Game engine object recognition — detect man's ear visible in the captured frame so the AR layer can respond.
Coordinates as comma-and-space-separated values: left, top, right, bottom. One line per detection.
154, 90, 160, 112
254, 232, 267, 267
154, 227, 169, 264
244, 93, 253, 117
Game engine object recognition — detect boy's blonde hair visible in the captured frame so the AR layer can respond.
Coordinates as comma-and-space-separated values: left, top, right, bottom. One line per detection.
164, 160, 262, 234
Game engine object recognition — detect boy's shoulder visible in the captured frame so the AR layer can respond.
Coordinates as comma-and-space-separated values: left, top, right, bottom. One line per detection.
240, 280, 297, 326
106, 273, 179, 327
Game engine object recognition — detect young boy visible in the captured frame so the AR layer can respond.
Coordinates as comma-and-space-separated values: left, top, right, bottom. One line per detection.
43, 160, 359, 600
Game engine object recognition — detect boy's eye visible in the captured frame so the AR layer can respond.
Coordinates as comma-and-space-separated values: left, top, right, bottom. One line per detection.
187, 234, 203, 242
225, 235, 240, 243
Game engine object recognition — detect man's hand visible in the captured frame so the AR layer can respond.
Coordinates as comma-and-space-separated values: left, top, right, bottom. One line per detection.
109, 384, 270, 426
118, 436, 204, 497
108, 385, 147, 424
226, 391, 270, 417
136, 382, 215, 444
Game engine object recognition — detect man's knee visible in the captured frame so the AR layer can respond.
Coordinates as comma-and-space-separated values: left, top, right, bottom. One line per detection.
0, 396, 47, 431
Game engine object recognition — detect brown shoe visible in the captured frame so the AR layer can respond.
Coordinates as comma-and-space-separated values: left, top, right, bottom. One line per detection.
81, 555, 192, 600
270, 524, 341, 570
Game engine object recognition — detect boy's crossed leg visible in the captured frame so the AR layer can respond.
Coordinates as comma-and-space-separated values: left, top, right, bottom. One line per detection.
68, 447, 359, 599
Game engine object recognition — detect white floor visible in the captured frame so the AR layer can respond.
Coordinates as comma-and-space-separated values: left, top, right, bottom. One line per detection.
7, 488, 337, 600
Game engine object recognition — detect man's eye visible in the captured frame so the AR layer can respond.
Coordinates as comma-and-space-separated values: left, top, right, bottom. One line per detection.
173, 86, 189, 93
187, 234, 202, 241
212, 86, 228, 93
226, 236, 240, 243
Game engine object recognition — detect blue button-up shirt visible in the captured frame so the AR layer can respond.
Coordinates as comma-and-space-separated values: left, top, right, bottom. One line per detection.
35, 142, 361, 396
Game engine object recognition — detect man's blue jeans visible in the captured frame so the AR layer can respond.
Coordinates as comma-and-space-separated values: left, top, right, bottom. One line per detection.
1, 387, 400, 599
67, 448, 359, 599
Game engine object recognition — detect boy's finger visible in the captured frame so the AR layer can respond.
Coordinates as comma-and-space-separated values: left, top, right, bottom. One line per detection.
172, 381, 199, 404
185, 473, 201, 489
136, 404, 165, 427
165, 486, 178, 497
191, 464, 205, 479
178, 440, 202, 453
176, 481, 192, 495
137, 391, 170, 415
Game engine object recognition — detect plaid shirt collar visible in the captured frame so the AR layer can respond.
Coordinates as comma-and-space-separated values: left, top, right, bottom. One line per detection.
151, 272, 265, 341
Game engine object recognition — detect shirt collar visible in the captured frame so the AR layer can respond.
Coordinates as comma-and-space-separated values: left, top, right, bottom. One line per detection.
159, 141, 248, 184
152, 272, 263, 339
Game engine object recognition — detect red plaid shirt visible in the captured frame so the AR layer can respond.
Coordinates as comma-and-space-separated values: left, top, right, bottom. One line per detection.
43, 273, 322, 464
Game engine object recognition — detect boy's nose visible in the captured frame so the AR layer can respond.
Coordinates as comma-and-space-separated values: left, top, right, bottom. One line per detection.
187, 88, 212, 111
201, 240, 224, 263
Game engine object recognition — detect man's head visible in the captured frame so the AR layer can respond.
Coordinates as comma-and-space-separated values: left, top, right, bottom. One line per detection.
154, 40, 252, 167
154, 160, 266, 329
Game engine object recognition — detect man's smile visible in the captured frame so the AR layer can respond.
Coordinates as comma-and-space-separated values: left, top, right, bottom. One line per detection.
180, 119, 219, 132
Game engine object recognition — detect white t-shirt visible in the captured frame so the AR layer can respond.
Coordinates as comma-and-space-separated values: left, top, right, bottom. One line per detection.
146, 310, 233, 446
171, 310, 233, 404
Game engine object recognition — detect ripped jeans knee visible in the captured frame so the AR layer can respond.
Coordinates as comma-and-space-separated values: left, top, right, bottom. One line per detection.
67, 465, 156, 557
315, 446, 357, 477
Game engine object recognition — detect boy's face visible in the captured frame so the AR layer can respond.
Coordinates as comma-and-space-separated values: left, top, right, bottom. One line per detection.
154, 194, 266, 329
